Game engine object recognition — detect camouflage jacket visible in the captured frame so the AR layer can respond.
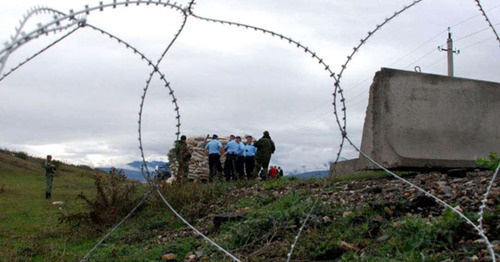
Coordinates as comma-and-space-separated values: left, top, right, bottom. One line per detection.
175, 140, 192, 162
254, 137, 275, 160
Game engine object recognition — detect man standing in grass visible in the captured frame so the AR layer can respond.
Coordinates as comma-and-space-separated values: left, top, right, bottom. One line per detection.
44, 155, 56, 199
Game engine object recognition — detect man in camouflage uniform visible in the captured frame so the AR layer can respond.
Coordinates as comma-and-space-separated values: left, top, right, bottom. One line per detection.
44, 155, 56, 199
174, 135, 192, 183
253, 131, 275, 180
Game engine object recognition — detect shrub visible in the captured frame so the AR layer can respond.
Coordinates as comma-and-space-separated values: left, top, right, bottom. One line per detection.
0, 184, 4, 194
61, 168, 140, 227
13, 151, 28, 160
476, 152, 499, 171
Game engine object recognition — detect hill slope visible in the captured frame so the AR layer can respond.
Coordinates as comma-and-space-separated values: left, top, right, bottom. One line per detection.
0, 150, 102, 260
1, 149, 498, 261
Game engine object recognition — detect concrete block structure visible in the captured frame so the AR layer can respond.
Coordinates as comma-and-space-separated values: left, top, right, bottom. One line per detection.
332, 68, 500, 176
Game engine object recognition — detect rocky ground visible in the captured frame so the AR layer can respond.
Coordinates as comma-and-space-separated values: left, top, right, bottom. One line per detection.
152, 170, 499, 261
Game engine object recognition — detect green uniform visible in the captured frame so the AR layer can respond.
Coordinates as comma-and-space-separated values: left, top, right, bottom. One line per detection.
174, 140, 191, 182
253, 136, 275, 179
45, 161, 55, 195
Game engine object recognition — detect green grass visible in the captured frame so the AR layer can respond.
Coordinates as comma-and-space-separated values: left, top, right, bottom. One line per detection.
1, 150, 494, 261
0, 151, 98, 261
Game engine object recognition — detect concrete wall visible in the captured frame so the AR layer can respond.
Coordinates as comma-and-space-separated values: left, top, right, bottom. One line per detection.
348, 68, 499, 172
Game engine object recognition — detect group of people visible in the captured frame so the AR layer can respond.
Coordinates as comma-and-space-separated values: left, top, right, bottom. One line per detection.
174, 131, 278, 182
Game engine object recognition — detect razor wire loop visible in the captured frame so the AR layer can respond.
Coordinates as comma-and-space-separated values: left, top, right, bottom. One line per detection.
83, 23, 182, 185
80, 190, 153, 262
1, 3, 241, 259
155, 188, 241, 262
137, 3, 190, 184
474, 0, 500, 46
0, 6, 69, 74
188, 9, 352, 262
345, 136, 497, 261
0, 25, 82, 82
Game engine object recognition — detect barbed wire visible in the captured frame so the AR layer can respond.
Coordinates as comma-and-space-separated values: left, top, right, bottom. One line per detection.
186, 8, 352, 261
0, 25, 82, 82
155, 188, 241, 262
1, 0, 498, 261
138, 3, 189, 184
0, 6, 69, 74
478, 163, 500, 231
80, 189, 153, 262
473, 0, 500, 46
344, 135, 497, 261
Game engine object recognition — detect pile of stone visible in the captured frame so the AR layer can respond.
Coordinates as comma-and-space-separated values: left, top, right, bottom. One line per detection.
167, 135, 231, 182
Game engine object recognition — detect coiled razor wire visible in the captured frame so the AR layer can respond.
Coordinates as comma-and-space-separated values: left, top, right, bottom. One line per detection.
474, 0, 500, 46
1, 0, 499, 261
0, 3, 240, 260
187, 9, 351, 261
80, 190, 153, 262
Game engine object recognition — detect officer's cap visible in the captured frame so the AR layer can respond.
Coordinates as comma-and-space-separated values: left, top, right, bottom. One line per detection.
235, 136, 241, 139
213, 134, 218, 139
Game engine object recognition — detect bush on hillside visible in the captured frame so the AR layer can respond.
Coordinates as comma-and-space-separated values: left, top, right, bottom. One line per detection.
61, 168, 140, 228
13, 151, 28, 160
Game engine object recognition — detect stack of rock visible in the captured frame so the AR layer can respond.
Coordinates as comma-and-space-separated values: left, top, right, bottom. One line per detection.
168, 135, 231, 182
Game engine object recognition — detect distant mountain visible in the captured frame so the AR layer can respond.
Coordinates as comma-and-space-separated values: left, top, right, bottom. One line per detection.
99, 161, 170, 182
126, 161, 169, 170
286, 170, 329, 179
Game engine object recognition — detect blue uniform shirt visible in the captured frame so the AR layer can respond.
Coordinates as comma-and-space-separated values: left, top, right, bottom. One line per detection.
225, 140, 239, 155
237, 142, 245, 156
244, 143, 257, 157
206, 140, 223, 155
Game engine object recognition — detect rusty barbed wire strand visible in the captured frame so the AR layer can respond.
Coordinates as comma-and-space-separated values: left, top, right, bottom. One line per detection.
80, 190, 153, 262
344, 135, 497, 261
0, 24, 82, 82
473, 0, 500, 46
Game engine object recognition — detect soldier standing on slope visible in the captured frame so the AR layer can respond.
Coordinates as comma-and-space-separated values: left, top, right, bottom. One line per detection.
253, 131, 275, 180
44, 155, 56, 199
174, 135, 192, 183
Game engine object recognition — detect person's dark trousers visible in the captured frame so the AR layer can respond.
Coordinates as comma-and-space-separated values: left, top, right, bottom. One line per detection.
224, 154, 237, 181
245, 156, 255, 179
209, 154, 223, 182
236, 155, 245, 179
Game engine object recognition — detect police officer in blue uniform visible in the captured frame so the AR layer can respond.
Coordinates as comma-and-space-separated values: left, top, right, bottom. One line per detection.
205, 134, 224, 182
224, 135, 239, 181
235, 136, 245, 180
244, 136, 257, 179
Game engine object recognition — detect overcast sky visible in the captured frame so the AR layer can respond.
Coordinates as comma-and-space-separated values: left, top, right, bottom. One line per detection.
0, 0, 499, 173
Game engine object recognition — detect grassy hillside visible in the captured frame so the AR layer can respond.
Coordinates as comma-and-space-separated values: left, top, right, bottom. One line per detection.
0, 150, 100, 260
0, 149, 498, 261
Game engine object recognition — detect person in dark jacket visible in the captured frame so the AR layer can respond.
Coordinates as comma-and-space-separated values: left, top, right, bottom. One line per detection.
253, 131, 275, 180
174, 135, 192, 183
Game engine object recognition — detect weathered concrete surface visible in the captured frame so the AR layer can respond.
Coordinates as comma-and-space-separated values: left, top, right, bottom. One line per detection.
334, 68, 500, 175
